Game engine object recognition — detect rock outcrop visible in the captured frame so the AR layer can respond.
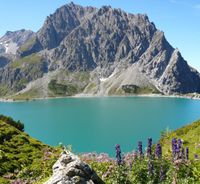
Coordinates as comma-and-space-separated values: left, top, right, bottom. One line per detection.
45, 150, 104, 184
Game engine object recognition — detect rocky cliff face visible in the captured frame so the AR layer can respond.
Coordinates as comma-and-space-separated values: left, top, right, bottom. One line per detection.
0, 2, 200, 98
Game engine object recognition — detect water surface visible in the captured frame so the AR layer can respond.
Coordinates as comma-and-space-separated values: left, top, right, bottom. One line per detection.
0, 97, 200, 156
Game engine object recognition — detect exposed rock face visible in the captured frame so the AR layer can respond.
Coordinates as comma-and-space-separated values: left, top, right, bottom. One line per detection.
38, 2, 97, 50
45, 150, 104, 184
0, 54, 11, 68
0, 2, 200, 97
0, 29, 35, 55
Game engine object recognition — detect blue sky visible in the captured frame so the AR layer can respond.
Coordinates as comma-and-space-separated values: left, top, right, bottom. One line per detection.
0, 0, 200, 71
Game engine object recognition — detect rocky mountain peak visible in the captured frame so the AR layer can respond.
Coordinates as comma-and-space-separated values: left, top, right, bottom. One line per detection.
0, 2, 200, 97
0, 29, 35, 55
37, 2, 97, 50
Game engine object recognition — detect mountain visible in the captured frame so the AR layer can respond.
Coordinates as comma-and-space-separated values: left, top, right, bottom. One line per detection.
0, 2, 200, 99
0, 29, 35, 55
0, 29, 35, 78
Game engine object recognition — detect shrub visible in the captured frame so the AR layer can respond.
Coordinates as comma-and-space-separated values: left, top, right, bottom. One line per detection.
0, 115, 24, 131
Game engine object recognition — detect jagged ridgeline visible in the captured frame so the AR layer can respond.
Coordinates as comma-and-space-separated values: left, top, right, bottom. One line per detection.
0, 2, 200, 99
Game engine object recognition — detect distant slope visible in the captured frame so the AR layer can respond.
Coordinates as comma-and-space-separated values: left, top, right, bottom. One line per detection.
0, 2, 200, 99
0, 115, 61, 183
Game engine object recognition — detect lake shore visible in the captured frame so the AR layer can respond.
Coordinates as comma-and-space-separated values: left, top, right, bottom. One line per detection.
0, 92, 200, 103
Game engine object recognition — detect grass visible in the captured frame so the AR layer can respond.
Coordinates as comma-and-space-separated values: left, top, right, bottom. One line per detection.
0, 84, 12, 97
84, 82, 98, 93
107, 85, 161, 96
108, 87, 124, 96
160, 120, 200, 160
0, 116, 61, 183
10, 54, 42, 69
11, 88, 41, 101
121, 84, 161, 95
19, 37, 37, 53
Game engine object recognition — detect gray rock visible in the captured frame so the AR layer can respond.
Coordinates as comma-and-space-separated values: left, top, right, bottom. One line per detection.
0, 29, 35, 55
0, 54, 11, 68
45, 150, 104, 184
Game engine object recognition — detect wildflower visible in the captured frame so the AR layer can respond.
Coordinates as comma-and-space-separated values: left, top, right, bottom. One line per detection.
138, 141, 143, 157
177, 139, 182, 149
172, 138, 182, 160
155, 143, 162, 158
186, 147, 189, 160
194, 154, 199, 160
160, 165, 166, 182
115, 144, 122, 165
147, 137, 152, 157
172, 138, 177, 159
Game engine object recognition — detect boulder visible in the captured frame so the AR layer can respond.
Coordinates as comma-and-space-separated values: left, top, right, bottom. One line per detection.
45, 150, 104, 184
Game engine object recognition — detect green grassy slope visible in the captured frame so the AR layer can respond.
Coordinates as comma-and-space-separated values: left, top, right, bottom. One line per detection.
160, 120, 200, 160
0, 116, 61, 183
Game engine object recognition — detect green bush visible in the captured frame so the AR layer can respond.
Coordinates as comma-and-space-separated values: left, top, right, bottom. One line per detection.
48, 79, 78, 96
0, 115, 24, 131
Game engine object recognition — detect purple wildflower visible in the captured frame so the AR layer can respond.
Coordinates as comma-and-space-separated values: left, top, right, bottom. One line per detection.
155, 143, 162, 158
186, 147, 189, 160
138, 141, 143, 157
115, 144, 122, 165
172, 138, 177, 159
176, 139, 182, 158
147, 137, 152, 157
160, 165, 166, 182
194, 154, 199, 160
172, 138, 182, 160
177, 139, 182, 149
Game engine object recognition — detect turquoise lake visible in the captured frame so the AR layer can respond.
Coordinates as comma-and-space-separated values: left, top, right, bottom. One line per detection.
0, 97, 200, 156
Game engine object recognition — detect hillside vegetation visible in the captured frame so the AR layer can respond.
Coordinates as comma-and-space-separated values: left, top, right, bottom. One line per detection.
160, 120, 200, 159
0, 115, 200, 183
0, 115, 61, 183
82, 120, 200, 184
